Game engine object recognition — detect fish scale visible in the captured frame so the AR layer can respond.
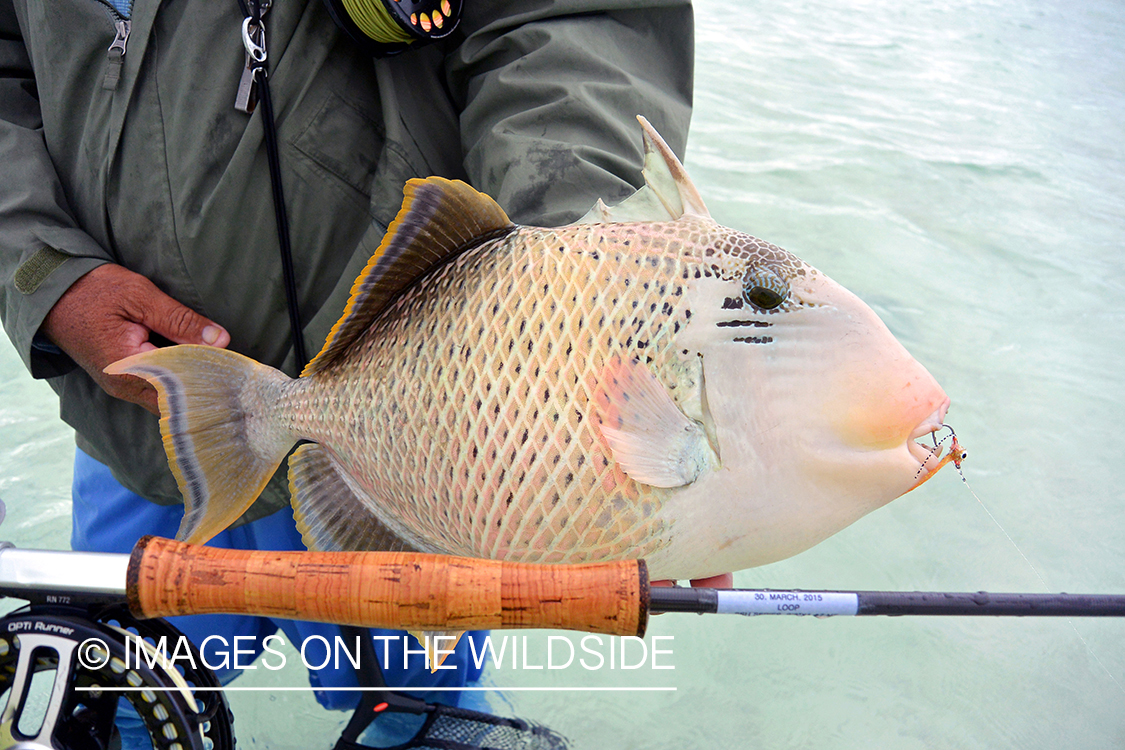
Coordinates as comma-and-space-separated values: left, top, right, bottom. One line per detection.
281, 220, 716, 565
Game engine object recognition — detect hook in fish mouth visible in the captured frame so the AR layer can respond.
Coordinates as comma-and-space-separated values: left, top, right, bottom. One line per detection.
908, 418, 967, 489
905, 396, 959, 486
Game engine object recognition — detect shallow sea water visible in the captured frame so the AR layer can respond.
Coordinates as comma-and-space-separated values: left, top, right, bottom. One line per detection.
2, 0, 1124, 747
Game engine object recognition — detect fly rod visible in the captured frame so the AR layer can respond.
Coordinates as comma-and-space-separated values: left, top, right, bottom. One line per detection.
3, 537, 1125, 638
647, 586, 1125, 618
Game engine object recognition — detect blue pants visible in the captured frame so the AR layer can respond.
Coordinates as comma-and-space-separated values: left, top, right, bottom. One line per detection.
71, 449, 486, 713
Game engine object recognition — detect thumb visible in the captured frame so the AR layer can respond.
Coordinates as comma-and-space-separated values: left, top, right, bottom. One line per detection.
140, 286, 230, 348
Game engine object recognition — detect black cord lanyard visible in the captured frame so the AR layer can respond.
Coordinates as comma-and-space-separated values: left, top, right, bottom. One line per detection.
237, 0, 309, 371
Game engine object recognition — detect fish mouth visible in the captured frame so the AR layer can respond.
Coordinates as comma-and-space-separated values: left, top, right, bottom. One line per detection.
906, 397, 952, 488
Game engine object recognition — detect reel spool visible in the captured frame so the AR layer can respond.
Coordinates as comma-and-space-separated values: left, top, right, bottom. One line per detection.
0, 606, 233, 750
321, 0, 463, 56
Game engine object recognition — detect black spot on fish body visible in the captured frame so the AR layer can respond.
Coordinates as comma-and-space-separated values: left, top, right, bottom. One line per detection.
734, 336, 775, 344
722, 297, 743, 310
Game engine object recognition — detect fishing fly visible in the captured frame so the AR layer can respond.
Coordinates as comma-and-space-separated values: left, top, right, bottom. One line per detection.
913, 423, 967, 483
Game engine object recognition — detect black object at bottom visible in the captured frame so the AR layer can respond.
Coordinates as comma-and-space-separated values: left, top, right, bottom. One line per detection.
334, 625, 568, 750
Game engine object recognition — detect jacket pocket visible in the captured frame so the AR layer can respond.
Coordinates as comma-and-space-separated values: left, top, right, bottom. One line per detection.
291, 90, 384, 199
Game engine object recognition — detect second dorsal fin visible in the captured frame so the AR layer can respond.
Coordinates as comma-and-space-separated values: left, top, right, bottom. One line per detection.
303, 178, 515, 377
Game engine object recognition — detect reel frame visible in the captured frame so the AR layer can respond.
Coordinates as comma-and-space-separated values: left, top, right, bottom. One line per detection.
0, 604, 234, 750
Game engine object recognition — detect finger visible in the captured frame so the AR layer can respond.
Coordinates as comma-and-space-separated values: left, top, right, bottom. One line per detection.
138, 284, 230, 348
102, 372, 160, 415
689, 573, 733, 589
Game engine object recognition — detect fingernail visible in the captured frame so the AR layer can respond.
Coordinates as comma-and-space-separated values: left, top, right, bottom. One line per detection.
202, 325, 224, 345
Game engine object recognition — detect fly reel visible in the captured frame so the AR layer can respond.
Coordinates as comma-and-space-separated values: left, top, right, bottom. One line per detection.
0, 605, 233, 750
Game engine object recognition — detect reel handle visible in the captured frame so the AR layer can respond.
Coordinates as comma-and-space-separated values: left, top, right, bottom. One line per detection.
127, 536, 649, 637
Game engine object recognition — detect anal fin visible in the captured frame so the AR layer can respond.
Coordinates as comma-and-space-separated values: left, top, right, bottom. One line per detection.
289, 443, 415, 553
407, 630, 465, 673
289, 444, 465, 670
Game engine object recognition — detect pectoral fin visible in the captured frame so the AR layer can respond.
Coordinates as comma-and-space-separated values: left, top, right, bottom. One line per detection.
592, 355, 718, 488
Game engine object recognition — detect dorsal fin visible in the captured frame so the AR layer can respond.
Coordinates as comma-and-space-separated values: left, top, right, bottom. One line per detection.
303, 178, 515, 376
576, 115, 710, 224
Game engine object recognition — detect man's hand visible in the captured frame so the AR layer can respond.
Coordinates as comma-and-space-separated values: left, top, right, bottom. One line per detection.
41, 264, 230, 414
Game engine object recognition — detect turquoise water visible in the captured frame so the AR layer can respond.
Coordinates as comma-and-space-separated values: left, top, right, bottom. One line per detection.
3, 0, 1124, 746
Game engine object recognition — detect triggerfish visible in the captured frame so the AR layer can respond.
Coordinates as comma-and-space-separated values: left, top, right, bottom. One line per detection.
108, 117, 954, 584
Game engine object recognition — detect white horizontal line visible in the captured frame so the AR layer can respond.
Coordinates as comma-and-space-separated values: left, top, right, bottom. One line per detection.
75, 686, 676, 692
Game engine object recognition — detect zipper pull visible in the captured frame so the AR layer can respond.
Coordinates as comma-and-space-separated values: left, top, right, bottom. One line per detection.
103, 19, 131, 91
234, 18, 266, 113
235, 3, 270, 113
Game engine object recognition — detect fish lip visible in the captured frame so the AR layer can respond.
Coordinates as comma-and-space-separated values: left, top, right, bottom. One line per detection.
908, 396, 950, 443
907, 396, 952, 484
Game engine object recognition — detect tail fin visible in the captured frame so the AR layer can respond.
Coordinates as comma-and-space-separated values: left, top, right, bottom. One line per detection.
106, 345, 296, 544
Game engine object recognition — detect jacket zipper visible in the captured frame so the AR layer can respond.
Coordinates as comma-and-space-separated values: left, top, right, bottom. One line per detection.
95, 0, 133, 91
102, 18, 131, 90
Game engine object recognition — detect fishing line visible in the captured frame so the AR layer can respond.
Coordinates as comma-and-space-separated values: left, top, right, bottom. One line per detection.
939, 426, 1125, 696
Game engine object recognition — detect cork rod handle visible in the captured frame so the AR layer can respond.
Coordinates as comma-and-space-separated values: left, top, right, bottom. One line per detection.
127, 536, 649, 637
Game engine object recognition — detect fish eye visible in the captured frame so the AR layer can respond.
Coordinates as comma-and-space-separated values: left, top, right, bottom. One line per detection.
742, 267, 789, 311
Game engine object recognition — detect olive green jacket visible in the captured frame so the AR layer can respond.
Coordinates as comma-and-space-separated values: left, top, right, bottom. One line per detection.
0, 0, 693, 522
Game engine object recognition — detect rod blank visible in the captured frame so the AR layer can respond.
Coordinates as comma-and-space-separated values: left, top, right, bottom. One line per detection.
649, 587, 1125, 618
